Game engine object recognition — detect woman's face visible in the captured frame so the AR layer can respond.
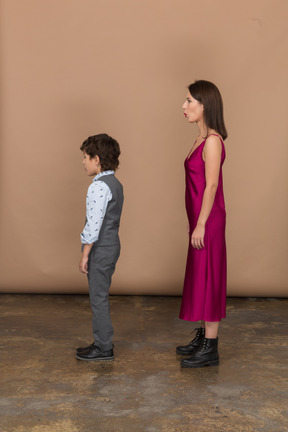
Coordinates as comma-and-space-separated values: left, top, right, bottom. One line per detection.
182, 92, 204, 123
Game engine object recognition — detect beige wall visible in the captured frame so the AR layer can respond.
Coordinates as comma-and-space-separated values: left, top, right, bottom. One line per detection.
0, 0, 287, 296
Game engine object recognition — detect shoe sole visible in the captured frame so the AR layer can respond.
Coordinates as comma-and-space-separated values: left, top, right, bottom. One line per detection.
181, 359, 219, 368
76, 355, 114, 362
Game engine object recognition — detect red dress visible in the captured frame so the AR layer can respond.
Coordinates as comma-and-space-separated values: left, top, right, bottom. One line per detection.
179, 134, 227, 322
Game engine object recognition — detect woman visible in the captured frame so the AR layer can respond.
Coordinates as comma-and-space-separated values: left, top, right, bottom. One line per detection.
177, 80, 227, 368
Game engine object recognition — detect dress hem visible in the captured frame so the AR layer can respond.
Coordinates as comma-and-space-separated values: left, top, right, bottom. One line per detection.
179, 315, 226, 322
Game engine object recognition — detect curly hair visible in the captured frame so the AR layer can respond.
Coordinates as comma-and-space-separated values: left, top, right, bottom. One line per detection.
80, 133, 121, 171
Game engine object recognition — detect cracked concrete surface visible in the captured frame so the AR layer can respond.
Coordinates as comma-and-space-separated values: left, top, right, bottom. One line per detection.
0, 295, 287, 432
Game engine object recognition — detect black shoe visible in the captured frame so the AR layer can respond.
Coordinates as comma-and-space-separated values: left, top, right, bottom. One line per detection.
76, 342, 95, 353
76, 344, 114, 362
180, 337, 219, 368
176, 327, 205, 355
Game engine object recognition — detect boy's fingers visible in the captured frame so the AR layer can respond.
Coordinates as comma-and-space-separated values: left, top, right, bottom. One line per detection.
79, 265, 88, 274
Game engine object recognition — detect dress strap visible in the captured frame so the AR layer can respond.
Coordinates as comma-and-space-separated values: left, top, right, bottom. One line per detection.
205, 133, 223, 142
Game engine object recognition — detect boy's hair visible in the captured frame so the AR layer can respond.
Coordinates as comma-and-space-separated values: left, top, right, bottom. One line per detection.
80, 133, 121, 171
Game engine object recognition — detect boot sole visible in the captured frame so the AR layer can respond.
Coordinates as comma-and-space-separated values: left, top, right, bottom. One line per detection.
181, 359, 219, 368
76, 355, 114, 362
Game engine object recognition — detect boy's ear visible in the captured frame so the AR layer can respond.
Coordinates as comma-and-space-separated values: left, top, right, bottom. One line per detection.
94, 155, 101, 166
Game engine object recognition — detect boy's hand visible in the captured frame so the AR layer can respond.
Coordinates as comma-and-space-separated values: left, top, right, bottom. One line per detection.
79, 244, 93, 274
79, 255, 89, 274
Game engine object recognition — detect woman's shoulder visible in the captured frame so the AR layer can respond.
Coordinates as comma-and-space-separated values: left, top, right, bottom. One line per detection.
206, 131, 223, 142
204, 132, 223, 148
203, 133, 223, 158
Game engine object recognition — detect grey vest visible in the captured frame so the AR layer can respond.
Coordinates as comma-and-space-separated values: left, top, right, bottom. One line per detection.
95, 174, 124, 247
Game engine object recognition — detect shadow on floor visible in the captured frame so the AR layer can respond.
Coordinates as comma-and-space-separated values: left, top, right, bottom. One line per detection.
0, 295, 287, 432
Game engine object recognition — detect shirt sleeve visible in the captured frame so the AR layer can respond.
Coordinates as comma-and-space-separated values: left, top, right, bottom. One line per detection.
80, 181, 112, 244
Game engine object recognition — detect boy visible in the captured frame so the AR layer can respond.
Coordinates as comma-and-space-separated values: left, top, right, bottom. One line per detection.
76, 134, 124, 361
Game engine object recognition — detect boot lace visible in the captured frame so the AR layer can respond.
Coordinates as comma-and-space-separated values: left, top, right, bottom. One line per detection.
198, 338, 207, 353
191, 327, 203, 343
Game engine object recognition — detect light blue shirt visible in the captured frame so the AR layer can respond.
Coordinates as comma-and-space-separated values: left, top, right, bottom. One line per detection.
80, 171, 114, 244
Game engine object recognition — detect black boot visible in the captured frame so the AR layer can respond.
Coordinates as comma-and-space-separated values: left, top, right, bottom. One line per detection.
180, 337, 219, 368
176, 327, 205, 355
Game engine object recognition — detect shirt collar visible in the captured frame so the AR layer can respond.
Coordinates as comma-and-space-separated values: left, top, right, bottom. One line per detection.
93, 170, 115, 182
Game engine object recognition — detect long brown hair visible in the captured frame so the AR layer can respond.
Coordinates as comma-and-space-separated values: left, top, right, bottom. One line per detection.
188, 80, 228, 140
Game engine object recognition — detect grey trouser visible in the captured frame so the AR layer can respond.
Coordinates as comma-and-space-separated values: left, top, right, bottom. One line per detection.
87, 244, 120, 350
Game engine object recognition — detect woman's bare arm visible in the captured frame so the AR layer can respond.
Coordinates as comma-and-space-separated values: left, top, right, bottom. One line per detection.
191, 135, 222, 249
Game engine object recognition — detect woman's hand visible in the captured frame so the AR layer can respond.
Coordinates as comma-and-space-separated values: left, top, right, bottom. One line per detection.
191, 223, 205, 249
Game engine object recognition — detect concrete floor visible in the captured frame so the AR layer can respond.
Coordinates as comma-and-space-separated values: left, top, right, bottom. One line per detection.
0, 295, 287, 432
